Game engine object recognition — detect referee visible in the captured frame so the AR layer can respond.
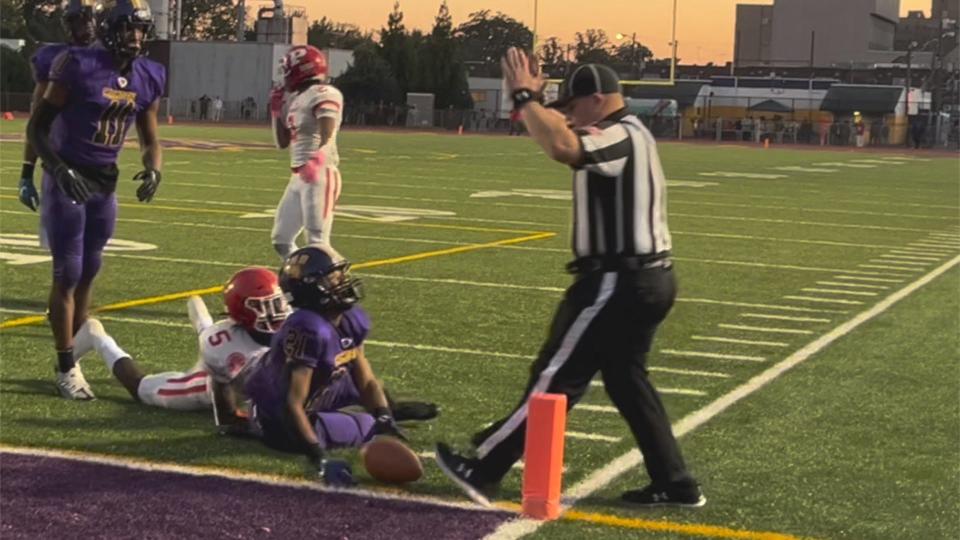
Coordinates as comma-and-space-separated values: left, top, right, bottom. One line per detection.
436, 48, 704, 508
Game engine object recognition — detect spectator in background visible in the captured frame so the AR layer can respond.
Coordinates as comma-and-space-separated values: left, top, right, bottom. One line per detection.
818, 115, 831, 146
212, 96, 224, 122
911, 117, 926, 149
854, 116, 865, 148
199, 94, 210, 120
241, 96, 256, 120
742, 116, 754, 142
200, 94, 210, 120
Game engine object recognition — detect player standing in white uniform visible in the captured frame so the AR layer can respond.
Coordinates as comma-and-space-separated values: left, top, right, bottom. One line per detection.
269, 45, 344, 259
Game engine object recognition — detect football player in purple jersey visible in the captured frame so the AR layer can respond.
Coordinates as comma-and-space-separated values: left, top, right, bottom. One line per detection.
19, 0, 100, 213
26, 0, 165, 400
244, 245, 406, 486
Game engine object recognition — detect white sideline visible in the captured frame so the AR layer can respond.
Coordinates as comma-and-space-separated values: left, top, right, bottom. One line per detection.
486, 255, 960, 540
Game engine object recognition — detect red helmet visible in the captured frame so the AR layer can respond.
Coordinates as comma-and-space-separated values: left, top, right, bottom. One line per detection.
223, 267, 291, 334
281, 45, 328, 91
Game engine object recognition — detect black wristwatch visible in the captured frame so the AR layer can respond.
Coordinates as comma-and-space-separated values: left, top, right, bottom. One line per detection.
512, 88, 537, 109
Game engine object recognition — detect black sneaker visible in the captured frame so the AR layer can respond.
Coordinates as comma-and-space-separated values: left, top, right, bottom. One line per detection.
435, 443, 497, 508
393, 401, 439, 422
622, 483, 706, 508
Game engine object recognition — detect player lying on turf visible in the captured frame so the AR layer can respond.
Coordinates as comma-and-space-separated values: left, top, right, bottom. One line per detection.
243, 245, 411, 486
75, 267, 437, 430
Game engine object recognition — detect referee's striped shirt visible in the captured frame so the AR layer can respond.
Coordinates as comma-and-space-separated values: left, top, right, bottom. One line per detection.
571, 108, 671, 258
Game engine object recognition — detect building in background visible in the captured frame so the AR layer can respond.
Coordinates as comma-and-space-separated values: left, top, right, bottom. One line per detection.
735, 0, 901, 68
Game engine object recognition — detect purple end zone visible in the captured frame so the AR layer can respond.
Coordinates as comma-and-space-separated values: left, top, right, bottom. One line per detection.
0, 453, 511, 539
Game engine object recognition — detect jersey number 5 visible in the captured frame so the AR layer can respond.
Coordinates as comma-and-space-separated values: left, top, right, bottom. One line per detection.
208, 330, 232, 347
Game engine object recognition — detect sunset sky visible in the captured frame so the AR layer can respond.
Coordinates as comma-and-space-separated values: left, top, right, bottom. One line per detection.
269, 0, 934, 64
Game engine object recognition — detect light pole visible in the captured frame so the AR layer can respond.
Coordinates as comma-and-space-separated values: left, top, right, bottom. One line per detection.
616, 32, 641, 79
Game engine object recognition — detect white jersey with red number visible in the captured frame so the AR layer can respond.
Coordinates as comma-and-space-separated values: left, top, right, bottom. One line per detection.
286, 83, 343, 169
199, 319, 269, 385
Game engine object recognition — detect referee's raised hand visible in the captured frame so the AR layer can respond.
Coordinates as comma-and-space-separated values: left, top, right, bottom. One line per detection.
501, 47, 544, 94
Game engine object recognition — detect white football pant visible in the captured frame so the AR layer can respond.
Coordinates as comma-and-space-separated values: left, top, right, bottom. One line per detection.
271, 167, 341, 259
137, 370, 212, 411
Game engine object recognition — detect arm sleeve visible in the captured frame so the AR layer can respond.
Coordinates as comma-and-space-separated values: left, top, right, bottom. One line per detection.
575, 123, 633, 177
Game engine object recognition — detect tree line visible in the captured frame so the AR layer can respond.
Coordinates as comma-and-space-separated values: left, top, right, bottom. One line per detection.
1, 0, 660, 108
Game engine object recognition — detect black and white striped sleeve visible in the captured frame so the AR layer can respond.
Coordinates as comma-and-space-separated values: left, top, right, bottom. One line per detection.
575, 123, 632, 177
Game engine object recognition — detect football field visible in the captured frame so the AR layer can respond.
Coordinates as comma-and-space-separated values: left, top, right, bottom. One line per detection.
1, 120, 958, 539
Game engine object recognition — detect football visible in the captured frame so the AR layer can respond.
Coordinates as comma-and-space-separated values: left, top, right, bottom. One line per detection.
361, 435, 423, 484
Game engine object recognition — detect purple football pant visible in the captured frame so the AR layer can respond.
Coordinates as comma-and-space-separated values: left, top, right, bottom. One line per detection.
41, 171, 117, 289
311, 411, 375, 450
309, 374, 375, 450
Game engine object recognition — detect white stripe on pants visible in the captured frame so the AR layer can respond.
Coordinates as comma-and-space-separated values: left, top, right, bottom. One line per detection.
476, 272, 618, 458
271, 167, 341, 249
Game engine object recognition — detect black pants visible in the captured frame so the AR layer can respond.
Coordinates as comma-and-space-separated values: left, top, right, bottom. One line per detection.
471, 266, 695, 488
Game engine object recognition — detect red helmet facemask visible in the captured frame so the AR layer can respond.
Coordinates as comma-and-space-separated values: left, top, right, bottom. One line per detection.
281, 45, 329, 91
224, 267, 292, 334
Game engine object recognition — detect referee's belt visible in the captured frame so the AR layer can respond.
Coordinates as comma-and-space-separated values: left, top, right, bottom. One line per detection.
566, 252, 672, 274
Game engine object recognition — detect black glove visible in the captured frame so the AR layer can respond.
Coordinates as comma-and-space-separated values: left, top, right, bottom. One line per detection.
133, 168, 161, 202
53, 163, 91, 204
373, 407, 408, 441
18, 176, 39, 212
307, 444, 355, 487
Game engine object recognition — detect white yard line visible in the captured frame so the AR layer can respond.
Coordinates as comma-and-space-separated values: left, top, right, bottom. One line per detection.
782, 296, 865, 305
648, 367, 731, 379
659, 350, 767, 362
566, 432, 622, 443
868, 259, 930, 267
889, 248, 951, 257
669, 212, 944, 234
575, 404, 619, 414
692, 336, 789, 347
718, 324, 814, 335
856, 264, 919, 273
740, 313, 831, 323
357, 273, 564, 293
673, 257, 916, 277
587, 381, 708, 397
488, 255, 960, 540
800, 288, 879, 297
679, 298, 846, 314
909, 242, 960, 249
878, 254, 941, 262
815, 281, 889, 290
832, 275, 905, 283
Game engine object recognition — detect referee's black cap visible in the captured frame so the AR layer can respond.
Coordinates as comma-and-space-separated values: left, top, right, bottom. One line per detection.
545, 64, 622, 109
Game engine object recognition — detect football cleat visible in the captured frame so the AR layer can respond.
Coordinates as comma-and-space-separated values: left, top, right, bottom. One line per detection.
55, 365, 95, 400
434, 443, 496, 508
621, 483, 706, 508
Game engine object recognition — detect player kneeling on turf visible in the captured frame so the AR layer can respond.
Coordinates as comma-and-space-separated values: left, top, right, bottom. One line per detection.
244, 245, 418, 486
